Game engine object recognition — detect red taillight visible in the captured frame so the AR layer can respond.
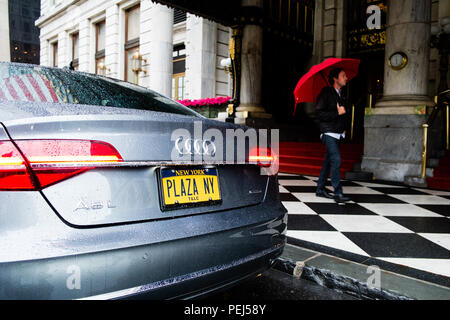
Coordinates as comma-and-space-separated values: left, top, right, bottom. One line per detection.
249, 147, 277, 167
0, 141, 35, 190
0, 140, 123, 190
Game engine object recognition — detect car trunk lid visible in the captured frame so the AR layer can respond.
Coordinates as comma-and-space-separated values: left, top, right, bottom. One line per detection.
1, 106, 272, 227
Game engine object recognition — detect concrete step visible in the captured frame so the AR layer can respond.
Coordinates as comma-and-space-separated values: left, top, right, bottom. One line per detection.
279, 164, 348, 179
280, 148, 363, 154
279, 155, 360, 166
427, 176, 450, 190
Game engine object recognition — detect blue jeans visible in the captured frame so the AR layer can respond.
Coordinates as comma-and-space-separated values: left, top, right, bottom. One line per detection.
317, 134, 343, 195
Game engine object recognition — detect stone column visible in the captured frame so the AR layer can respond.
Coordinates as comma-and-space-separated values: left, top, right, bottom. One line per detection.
185, 14, 217, 99
105, 5, 120, 79
361, 0, 434, 184
147, 3, 173, 97
39, 41, 49, 67
138, 0, 152, 88
238, 24, 263, 111
77, 19, 90, 73
316, 0, 346, 60
235, 0, 272, 124
376, 0, 434, 110
57, 31, 69, 68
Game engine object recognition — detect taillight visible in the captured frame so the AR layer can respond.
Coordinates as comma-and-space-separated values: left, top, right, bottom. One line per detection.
0, 141, 35, 190
249, 147, 277, 167
0, 140, 123, 190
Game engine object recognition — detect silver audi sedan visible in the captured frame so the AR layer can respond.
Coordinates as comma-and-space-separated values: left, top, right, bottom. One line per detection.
0, 62, 287, 299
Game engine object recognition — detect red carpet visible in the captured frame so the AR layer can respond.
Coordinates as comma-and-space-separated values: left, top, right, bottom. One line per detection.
278, 142, 364, 178
428, 150, 450, 190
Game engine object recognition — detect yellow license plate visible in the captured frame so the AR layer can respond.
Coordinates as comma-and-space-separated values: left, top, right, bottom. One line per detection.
160, 167, 221, 209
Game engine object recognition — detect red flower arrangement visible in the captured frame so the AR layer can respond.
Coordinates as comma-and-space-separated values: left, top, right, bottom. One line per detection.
177, 96, 232, 108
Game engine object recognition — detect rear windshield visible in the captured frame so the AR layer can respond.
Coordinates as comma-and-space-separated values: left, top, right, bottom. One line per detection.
0, 63, 199, 117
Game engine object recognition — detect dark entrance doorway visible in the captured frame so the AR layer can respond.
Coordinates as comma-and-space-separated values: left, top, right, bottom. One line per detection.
148, 0, 317, 141
345, 0, 387, 144
346, 51, 385, 144
262, 30, 314, 128
260, 0, 317, 141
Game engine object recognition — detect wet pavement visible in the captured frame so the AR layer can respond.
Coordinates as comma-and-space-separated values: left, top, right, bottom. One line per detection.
200, 173, 450, 301
203, 268, 358, 300
278, 173, 450, 285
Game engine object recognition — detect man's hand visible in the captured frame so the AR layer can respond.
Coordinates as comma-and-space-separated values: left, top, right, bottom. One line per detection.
337, 102, 346, 115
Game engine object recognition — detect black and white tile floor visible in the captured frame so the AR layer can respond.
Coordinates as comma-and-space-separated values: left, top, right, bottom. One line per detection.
278, 173, 450, 285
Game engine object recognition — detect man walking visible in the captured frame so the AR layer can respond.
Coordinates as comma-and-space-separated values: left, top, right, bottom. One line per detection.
315, 68, 351, 203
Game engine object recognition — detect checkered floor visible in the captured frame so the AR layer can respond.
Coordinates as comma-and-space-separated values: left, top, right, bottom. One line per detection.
278, 173, 450, 281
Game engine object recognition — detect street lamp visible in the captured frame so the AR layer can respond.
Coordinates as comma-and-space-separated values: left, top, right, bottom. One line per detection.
220, 58, 232, 75
220, 56, 236, 122
97, 62, 110, 76
220, 29, 243, 124
132, 50, 147, 85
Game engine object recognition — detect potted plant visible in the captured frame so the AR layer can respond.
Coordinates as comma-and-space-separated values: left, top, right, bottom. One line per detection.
178, 96, 231, 118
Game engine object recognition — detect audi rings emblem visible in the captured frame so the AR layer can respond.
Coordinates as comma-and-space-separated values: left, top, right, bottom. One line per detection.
175, 138, 217, 156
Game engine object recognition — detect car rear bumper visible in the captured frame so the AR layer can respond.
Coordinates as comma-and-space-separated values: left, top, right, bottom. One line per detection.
84, 243, 284, 300
0, 201, 287, 300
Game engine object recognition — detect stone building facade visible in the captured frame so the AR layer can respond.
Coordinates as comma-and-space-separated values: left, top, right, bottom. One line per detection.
35, 0, 450, 184
312, 0, 449, 182
313, 0, 447, 99
36, 0, 233, 101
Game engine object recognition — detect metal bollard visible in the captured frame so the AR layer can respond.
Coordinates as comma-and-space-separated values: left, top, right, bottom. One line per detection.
421, 124, 428, 179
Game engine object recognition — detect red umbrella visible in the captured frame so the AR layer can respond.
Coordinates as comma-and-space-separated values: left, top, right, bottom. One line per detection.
293, 58, 360, 115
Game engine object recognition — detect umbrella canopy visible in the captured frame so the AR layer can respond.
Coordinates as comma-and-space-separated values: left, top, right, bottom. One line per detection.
293, 58, 360, 114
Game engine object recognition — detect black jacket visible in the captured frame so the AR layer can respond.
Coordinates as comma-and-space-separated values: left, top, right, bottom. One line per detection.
315, 86, 349, 134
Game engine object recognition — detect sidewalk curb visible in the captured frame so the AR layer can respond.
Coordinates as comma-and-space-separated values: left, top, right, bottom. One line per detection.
274, 244, 450, 300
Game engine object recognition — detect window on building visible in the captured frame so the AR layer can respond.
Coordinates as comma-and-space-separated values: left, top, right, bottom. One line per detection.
172, 44, 186, 100
124, 5, 140, 84
23, 43, 30, 59
8, 0, 41, 65
95, 20, 106, 75
52, 42, 58, 67
172, 75, 185, 101
174, 9, 187, 25
71, 32, 79, 70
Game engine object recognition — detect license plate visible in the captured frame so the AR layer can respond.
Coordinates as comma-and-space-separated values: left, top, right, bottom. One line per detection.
159, 167, 221, 210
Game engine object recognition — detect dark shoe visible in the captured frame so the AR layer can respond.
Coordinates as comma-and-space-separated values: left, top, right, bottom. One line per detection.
334, 194, 351, 203
316, 189, 334, 199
